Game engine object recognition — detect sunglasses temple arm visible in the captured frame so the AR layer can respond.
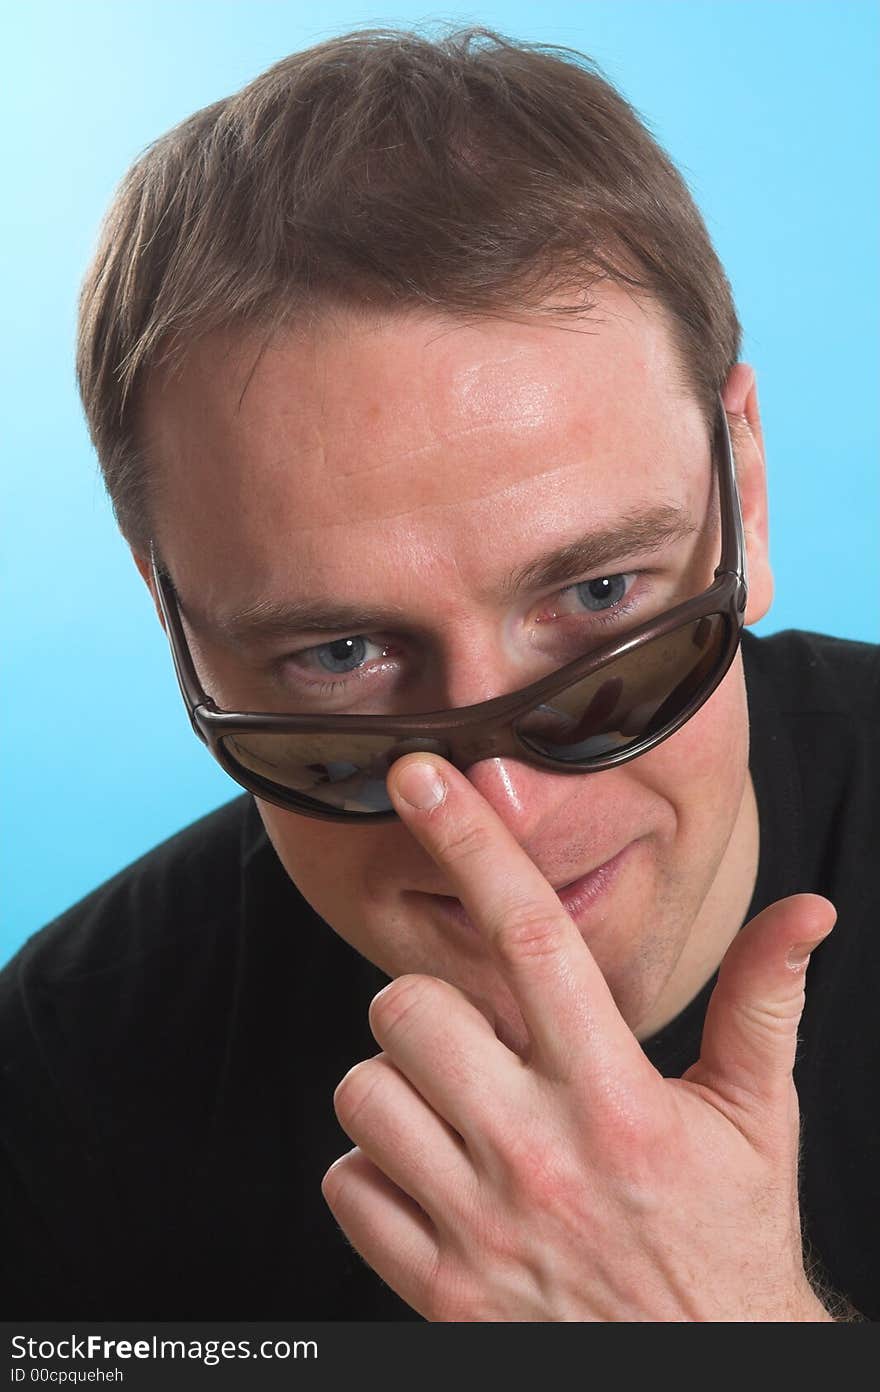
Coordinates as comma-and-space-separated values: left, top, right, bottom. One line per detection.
149, 541, 215, 737
714, 397, 749, 601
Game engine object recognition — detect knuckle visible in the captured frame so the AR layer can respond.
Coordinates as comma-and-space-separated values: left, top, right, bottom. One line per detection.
491, 902, 563, 963
596, 1094, 674, 1197
498, 1133, 604, 1245
499, 1090, 668, 1215
504, 1131, 584, 1208
739, 995, 805, 1035
333, 1056, 393, 1128
369, 973, 437, 1043
601, 1095, 655, 1153
320, 1148, 359, 1207
434, 814, 494, 868
602, 1134, 659, 1203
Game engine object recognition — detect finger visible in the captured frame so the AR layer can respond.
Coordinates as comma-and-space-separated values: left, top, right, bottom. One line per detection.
386, 753, 648, 1085
692, 893, 836, 1125
333, 1050, 476, 1222
368, 975, 523, 1160
322, 1145, 440, 1314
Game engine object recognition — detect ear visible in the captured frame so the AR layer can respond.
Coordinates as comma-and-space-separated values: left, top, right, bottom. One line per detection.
131, 546, 167, 634
721, 364, 773, 626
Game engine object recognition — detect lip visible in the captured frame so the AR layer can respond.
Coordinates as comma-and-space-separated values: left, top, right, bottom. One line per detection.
426, 841, 637, 937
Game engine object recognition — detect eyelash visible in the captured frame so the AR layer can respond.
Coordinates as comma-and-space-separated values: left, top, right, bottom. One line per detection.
535, 574, 640, 629
285, 573, 643, 698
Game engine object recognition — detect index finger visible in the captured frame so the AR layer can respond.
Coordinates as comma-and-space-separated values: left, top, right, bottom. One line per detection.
386, 753, 648, 1083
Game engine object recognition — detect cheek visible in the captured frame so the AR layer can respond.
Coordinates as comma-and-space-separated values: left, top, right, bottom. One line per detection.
255, 802, 428, 938
639, 652, 750, 824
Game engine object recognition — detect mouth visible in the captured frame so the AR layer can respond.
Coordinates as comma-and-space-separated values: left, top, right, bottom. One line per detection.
424, 841, 637, 938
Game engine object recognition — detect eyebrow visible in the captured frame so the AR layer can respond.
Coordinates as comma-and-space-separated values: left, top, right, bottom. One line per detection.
501, 504, 698, 600
187, 504, 698, 647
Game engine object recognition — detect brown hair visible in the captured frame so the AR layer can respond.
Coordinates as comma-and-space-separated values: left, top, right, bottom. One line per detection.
76, 25, 742, 552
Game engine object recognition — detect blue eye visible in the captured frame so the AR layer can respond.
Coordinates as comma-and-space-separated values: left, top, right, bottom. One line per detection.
574, 576, 628, 611
316, 636, 369, 673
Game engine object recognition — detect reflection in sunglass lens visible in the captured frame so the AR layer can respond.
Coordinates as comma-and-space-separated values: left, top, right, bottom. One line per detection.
515, 614, 726, 762
219, 731, 451, 814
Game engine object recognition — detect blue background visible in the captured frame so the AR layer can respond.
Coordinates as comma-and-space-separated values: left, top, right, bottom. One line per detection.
3, 0, 878, 965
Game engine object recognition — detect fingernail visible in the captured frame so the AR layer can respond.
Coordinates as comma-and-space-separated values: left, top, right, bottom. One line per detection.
787, 940, 824, 969
394, 760, 446, 811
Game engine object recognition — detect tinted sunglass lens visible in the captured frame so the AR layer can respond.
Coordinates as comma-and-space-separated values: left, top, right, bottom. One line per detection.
218, 731, 451, 814
515, 615, 727, 762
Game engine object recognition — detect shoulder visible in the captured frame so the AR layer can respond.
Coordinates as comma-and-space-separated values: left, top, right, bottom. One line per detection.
741, 627, 880, 722
0, 794, 285, 1313
0, 793, 287, 1225
0, 795, 257, 1043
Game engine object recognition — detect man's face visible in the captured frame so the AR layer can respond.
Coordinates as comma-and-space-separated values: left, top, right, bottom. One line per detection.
141, 286, 771, 1046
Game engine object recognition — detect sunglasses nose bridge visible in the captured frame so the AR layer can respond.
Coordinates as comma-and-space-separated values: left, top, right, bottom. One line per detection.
383, 728, 517, 769
446, 724, 523, 770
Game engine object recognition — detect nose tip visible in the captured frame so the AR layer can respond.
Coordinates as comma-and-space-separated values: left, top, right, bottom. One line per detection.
460, 753, 534, 827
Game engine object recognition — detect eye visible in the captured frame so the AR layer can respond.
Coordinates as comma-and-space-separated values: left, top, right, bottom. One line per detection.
573, 575, 630, 612
314, 636, 374, 674
534, 572, 641, 631
277, 633, 398, 698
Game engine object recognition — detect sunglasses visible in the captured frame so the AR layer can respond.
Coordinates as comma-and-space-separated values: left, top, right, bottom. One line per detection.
150, 398, 747, 822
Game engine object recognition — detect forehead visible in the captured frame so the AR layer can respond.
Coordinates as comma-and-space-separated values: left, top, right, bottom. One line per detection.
142, 288, 708, 609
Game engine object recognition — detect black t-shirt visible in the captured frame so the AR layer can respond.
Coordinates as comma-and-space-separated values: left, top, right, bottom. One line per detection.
2, 629, 878, 1320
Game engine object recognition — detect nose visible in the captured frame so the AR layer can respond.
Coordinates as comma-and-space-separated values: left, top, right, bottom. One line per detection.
425, 641, 581, 842
459, 753, 578, 846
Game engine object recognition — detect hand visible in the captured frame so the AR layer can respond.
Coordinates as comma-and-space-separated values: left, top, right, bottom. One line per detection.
321, 754, 836, 1322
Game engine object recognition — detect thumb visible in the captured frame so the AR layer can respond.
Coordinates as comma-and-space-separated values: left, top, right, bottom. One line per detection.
691, 894, 836, 1120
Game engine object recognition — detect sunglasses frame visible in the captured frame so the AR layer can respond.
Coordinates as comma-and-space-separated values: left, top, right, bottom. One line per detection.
150, 396, 747, 822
